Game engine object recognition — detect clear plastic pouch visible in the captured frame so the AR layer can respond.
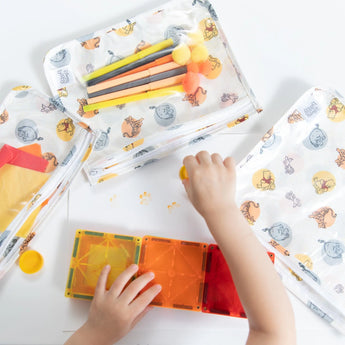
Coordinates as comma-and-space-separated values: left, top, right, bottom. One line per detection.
236, 87, 345, 333
43, 0, 260, 185
0, 87, 95, 278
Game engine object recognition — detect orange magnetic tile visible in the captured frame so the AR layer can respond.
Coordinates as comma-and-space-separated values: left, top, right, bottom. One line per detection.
65, 230, 141, 300
138, 236, 208, 311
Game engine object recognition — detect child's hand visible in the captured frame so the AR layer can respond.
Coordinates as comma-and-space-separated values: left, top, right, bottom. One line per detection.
182, 151, 237, 221
67, 264, 161, 345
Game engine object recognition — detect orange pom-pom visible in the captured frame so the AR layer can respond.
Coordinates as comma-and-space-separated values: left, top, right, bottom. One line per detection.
198, 60, 212, 76
182, 72, 200, 94
187, 62, 200, 73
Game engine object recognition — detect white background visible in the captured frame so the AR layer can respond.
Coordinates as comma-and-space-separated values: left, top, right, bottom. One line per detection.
0, 0, 345, 344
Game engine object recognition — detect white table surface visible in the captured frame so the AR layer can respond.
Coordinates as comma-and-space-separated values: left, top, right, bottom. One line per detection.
0, 0, 345, 344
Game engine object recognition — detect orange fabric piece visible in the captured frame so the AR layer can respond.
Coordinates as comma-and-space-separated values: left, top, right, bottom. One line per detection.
18, 144, 42, 157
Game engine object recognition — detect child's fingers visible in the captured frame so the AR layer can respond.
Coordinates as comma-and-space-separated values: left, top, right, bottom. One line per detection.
211, 153, 223, 166
94, 265, 111, 298
129, 284, 162, 315
183, 155, 198, 173
196, 150, 212, 165
224, 156, 235, 170
120, 272, 155, 304
108, 264, 139, 298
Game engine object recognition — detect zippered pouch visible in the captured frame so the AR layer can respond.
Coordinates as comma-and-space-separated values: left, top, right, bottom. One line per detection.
236, 87, 345, 333
0, 87, 95, 278
43, 0, 260, 185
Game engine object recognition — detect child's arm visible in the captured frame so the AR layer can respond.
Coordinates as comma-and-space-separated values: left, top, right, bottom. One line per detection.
64, 264, 161, 345
183, 151, 296, 345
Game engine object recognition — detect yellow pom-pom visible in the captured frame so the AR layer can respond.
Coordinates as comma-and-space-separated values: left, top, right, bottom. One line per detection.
188, 30, 204, 46
191, 44, 209, 63
179, 165, 189, 180
172, 44, 191, 65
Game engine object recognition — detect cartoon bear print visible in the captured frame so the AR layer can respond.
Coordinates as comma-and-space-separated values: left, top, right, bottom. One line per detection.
121, 116, 144, 138
199, 18, 218, 41
56, 118, 75, 142
312, 172, 336, 194
255, 169, 276, 191
309, 207, 337, 228
327, 98, 345, 122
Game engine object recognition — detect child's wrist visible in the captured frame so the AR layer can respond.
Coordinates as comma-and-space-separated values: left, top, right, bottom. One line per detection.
76, 323, 114, 345
202, 203, 239, 223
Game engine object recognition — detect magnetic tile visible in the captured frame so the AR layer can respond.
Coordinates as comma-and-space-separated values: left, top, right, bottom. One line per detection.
65, 230, 141, 300
202, 244, 275, 317
139, 236, 208, 311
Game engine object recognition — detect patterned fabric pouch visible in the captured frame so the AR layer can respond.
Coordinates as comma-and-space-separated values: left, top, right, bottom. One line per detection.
43, 0, 260, 185
0, 87, 95, 278
236, 87, 345, 333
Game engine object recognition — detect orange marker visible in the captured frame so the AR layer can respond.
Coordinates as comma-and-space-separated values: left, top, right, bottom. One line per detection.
99, 54, 173, 84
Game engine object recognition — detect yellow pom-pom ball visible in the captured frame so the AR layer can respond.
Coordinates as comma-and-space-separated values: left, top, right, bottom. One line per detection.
191, 44, 209, 63
188, 30, 204, 46
172, 44, 191, 65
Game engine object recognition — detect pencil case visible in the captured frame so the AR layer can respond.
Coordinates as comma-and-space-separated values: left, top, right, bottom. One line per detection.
0, 87, 95, 279
43, 0, 260, 185
236, 87, 345, 333
65, 229, 274, 317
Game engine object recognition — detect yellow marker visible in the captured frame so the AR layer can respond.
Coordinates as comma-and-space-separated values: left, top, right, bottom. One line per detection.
83, 38, 174, 81
19, 250, 44, 274
83, 85, 184, 112
179, 165, 188, 180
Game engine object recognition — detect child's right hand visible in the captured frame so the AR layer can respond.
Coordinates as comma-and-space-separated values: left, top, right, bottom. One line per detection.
65, 264, 161, 345
182, 151, 237, 221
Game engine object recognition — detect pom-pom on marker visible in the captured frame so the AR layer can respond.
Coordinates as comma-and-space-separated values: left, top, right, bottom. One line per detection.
182, 72, 200, 94
172, 44, 191, 65
191, 44, 208, 63
179, 165, 188, 180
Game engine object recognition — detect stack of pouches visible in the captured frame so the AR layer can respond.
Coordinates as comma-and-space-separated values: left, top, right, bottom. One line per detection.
236, 87, 345, 333
66, 230, 274, 318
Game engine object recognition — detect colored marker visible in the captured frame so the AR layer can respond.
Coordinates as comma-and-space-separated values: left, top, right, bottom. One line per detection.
87, 73, 185, 105
85, 38, 174, 85
87, 66, 187, 100
87, 61, 181, 95
83, 85, 184, 112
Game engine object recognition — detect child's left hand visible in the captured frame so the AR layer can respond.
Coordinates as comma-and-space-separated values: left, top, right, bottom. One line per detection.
65, 264, 161, 345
